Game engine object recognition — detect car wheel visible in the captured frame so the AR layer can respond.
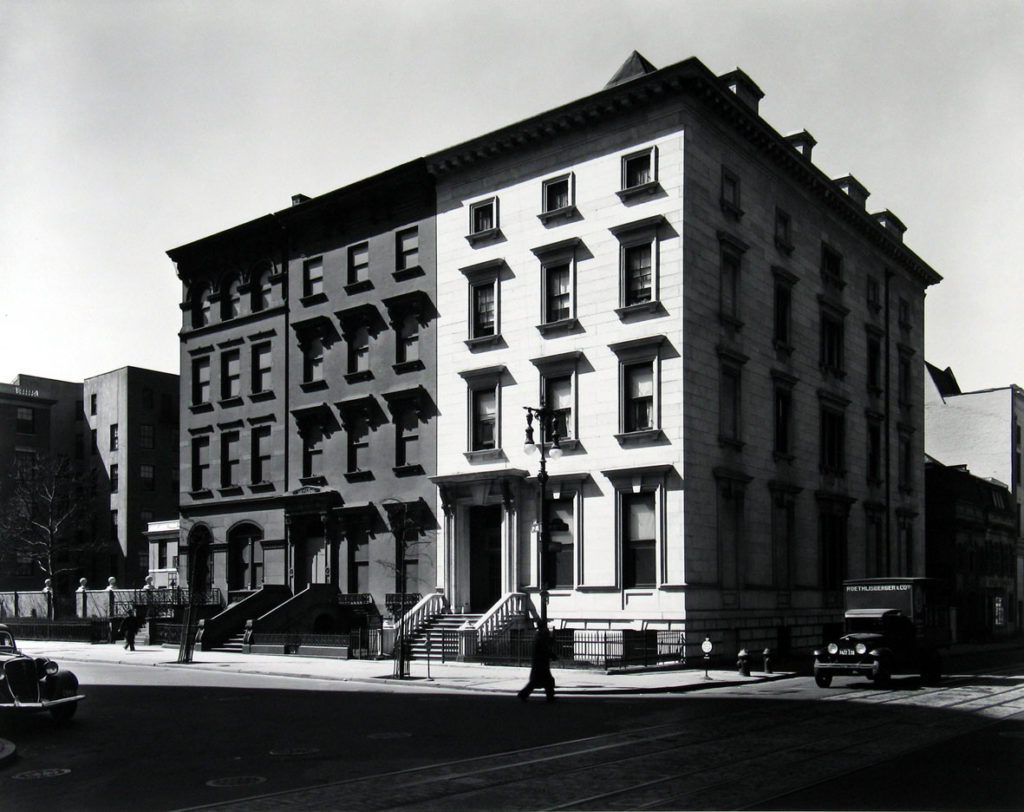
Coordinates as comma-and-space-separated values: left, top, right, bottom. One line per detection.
874, 659, 892, 687
814, 672, 832, 688
49, 671, 79, 723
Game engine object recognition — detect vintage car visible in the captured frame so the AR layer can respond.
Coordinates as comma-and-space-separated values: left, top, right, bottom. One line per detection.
813, 578, 950, 688
0, 624, 83, 721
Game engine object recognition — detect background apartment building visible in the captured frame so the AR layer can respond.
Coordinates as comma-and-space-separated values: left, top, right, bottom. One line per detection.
168, 160, 438, 636
429, 53, 940, 654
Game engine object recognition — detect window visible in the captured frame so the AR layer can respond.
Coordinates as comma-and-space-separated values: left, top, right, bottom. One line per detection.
251, 343, 272, 393
543, 261, 572, 324
141, 463, 156, 492
192, 357, 211, 405
396, 313, 420, 364
348, 523, 369, 594
348, 242, 369, 286
471, 388, 497, 451
221, 275, 241, 320
142, 387, 153, 409
898, 430, 913, 492
821, 244, 843, 287
898, 348, 914, 407
110, 463, 119, 493
16, 407, 35, 434
471, 281, 497, 338
867, 276, 881, 312
611, 215, 666, 313
720, 166, 742, 217
221, 350, 241, 400
90, 393, 97, 415
773, 382, 792, 457
303, 336, 325, 384
720, 247, 741, 325
347, 325, 370, 376
622, 492, 656, 588
469, 198, 497, 236
253, 267, 273, 312
867, 416, 883, 483
540, 174, 574, 220
220, 432, 240, 488
611, 337, 663, 442
719, 364, 741, 445
302, 257, 323, 299
191, 284, 211, 328
548, 497, 574, 589
301, 426, 324, 480
772, 269, 795, 349
191, 436, 210, 491
820, 405, 846, 475
867, 332, 883, 392
820, 307, 846, 376
109, 424, 119, 451
140, 424, 155, 450
545, 375, 573, 441
624, 244, 653, 307
898, 296, 911, 328
251, 426, 272, 483
623, 362, 654, 433
396, 228, 419, 272
395, 405, 419, 468
347, 414, 370, 473
774, 207, 793, 252
620, 147, 656, 192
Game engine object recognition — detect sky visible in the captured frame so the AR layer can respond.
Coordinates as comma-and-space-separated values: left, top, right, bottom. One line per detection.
1, 0, 1022, 393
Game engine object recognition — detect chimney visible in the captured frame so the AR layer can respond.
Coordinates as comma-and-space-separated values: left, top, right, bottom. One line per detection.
291, 193, 311, 206
719, 68, 764, 113
872, 209, 907, 241
834, 175, 870, 209
784, 130, 816, 160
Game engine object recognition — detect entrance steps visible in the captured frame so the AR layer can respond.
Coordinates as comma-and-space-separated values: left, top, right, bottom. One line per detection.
407, 613, 481, 660
211, 632, 246, 653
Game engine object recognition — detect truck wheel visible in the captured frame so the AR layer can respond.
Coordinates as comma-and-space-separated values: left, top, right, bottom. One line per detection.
874, 659, 892, 687
49, 672, 79, 723
814, 672, 832, 688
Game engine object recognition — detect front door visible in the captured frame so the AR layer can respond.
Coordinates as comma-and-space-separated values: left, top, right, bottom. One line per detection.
469, 505, 502, 612
297, 534, 327, 590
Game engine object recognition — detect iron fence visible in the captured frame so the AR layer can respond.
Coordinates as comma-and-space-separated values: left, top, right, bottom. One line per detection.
473, 629, 685, 669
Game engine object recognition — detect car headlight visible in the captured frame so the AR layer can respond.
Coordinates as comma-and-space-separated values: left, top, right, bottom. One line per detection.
44, 661, 59, 677
855, 642, 867, 655
827, 643, 838, 655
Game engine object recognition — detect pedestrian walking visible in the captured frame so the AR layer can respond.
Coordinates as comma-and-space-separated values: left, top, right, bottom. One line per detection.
518, 625, 558, 702
120, 612, 140, 651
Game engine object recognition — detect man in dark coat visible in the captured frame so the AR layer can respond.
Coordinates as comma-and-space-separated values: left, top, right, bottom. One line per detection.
121, 612, 140, 651
518, 625, 557, 702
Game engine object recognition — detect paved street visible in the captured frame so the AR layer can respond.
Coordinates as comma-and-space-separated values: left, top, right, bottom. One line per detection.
0, 643, 1022, 810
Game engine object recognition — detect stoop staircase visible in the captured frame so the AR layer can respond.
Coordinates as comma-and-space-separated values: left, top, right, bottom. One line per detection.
211, 631, 246, 653
406, 613, 481, 661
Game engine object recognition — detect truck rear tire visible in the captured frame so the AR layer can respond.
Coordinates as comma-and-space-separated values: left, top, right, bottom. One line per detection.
874, 658, 892, 687
814, 672, 832, 688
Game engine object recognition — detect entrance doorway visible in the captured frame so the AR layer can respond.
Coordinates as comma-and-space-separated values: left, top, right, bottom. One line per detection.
296, 534, 327, 591
468, 505, 502, 612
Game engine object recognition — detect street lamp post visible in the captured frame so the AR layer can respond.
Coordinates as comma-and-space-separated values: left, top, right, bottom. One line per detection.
523, 406, 562, 627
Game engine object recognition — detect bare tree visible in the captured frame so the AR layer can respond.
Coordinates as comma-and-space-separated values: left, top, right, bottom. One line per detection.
0, 454, 98, 583
379, 497, 435, 606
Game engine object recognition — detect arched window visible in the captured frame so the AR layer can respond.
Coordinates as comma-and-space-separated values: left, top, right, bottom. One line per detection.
190, 284, 211, 329
252, 265, 274, 312
227, 523, 264, 592
221, 274, 242, 320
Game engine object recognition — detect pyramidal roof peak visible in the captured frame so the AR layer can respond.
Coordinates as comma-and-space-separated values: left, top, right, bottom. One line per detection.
605, 51, 658, 88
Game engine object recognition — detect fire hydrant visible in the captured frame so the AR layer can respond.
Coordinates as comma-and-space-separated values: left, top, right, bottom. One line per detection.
763, 647, 773, 674
737, 648, 751, 677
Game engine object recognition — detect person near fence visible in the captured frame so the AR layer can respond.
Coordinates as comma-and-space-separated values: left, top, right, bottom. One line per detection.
120, 612, 140, 651
518, 625, 558, 702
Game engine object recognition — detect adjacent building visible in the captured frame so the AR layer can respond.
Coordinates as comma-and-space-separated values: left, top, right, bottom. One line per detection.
925, 362, 1024, 634
169, 52, 942, 654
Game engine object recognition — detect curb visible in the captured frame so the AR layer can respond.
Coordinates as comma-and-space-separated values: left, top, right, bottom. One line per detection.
0, 737, 15, 765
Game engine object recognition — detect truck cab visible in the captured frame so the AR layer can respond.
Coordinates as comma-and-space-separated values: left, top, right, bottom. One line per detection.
813, 578, 951, 688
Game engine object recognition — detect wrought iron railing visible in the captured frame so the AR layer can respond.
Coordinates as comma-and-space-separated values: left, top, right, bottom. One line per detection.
396, 592, 448, 639
473, 592, 529, 646
385, 593, 422, 618
475, 629, 685, 669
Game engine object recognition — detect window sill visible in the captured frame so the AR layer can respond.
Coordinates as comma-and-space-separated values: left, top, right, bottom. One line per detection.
616, 181, 661, 202
189, 402, 214, 414
718, 312, 744, 331
393, 464, 425, 478
718, 435, 745, 451
217, 486, 244, 497
537, 205, 579, 226
393, 265, 424, 282
465, 334, 503, 351
189, 489, 213, 499
344, 280, 373, 296
248, 481, 276, 493
536, 317, 581, 336
298, 475, 327, 487
393, 359, 425, 374
344, 370, 374, 384
300, 380, 329, 393
465, 227, 502, 247
615, 301, 664, 320
720, 199, 744, 220
344, 470, 374, 483
464, 449, 504, 463
614, 429, 665, 447
249, 390, 276, 403
218, 397, 244, 409
300, 292, 328, 307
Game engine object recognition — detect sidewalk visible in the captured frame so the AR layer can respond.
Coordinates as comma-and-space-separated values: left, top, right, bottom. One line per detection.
13, 639, 794, 697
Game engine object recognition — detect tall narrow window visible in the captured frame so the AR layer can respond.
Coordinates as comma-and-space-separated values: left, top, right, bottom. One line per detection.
140, 424, 155, 450
719, 365, 741, 444
820, 308, 846, 376
720, 166, 742, 217
472, 282, 496, 338
471, 388, 497, 451
774, 207, 793, 252
251, 343, 272, 393
220, 432, 240, 488
191, 437, 210, 491
109, 424, 119, 451
110, 463, 119, 493
90, 394, 97, 415
251, 426, 272, 484
545, 375, 573, 441
548, 497, 574, 589
191, 284, 211, 328
221, 350, 241, 400
867, 417, 883, 483
544, 262, 571, 323
623, 492, 656, 588
348, 525, 369, 594
221, 275, 241, 320
898, 431, 913, 492
302, 258, 323, 298
347, 415, 370, 473
898, 348, 914, 408
624, 363, 654, 433
253, 268, 273, 312
773, 276, 793, 347
396, 228, 419, 272
348, 243, 369, 286
301, 426, 324, 480
867, 332, 883, 392
347, 325, 370, 375
774, 385, 792, 456
395, 406, 420, 468
303, 337, 324, 383
192, 357, 210, 405
141, 463, 156, 492
821, 244, 843, 286
623, 244, 652, 306
396, 314, 419, 364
